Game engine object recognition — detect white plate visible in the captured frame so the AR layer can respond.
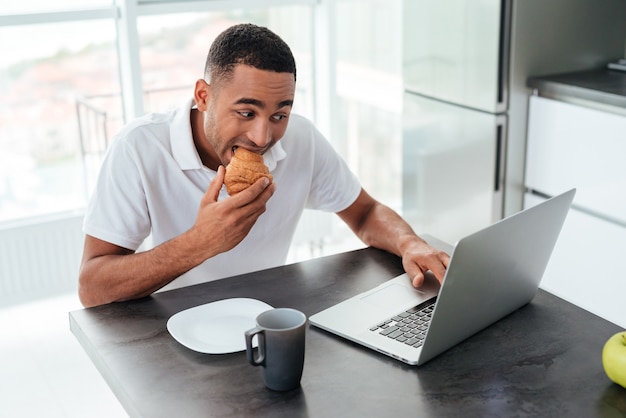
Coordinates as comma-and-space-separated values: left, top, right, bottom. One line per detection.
167, 298, 273, 354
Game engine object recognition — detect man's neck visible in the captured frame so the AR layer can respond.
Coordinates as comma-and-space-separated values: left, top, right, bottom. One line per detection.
190, 108, 220, 171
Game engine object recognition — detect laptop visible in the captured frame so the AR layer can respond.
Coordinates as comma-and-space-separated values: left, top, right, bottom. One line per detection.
309, 189, 576, 365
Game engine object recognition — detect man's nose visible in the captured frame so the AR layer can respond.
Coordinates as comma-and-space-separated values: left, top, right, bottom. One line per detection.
247, 119, 272, 148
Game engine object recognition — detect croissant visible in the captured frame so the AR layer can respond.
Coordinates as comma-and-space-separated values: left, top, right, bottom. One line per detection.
224, 148, 273, 195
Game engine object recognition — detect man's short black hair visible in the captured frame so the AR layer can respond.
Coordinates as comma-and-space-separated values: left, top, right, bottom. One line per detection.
204, 23, 297, 85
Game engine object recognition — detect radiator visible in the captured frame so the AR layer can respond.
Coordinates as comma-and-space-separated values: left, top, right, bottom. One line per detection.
0, 210, 337, 306
0, 212, 84, 306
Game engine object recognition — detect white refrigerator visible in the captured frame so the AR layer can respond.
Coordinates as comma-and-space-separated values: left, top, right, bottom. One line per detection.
402, 0, 509, 244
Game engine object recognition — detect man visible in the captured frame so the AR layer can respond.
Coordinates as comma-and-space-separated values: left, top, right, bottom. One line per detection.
79, 23, 449, 308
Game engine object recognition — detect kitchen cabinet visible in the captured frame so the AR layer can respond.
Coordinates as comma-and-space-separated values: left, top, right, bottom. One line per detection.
524, 193, 626, 328
524, 73, 626, 327
526, 95, 626, 224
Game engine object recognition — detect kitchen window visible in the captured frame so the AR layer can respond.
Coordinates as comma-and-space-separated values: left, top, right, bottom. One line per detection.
0, 0, 403, 262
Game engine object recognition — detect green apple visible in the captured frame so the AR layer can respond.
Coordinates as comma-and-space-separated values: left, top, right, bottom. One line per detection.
602, 331, 626, 389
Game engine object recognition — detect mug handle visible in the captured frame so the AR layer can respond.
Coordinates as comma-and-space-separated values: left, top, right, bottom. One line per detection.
245, 327, 266, 367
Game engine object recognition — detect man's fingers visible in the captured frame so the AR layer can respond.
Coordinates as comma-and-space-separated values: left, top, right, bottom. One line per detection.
237, 176, 271, 200
412, 269, 425, 287
428, 252, 450, 284
430, 262, 447, 285
202, 165, 226, 204
409, 251, 450, 287
227, 177, 274, 210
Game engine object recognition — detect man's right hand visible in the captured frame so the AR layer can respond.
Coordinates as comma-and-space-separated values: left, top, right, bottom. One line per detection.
192, 165, 276, 259
78, 165, 275, 307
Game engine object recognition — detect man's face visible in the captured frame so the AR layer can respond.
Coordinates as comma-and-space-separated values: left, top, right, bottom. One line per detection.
200, 64, 295, 168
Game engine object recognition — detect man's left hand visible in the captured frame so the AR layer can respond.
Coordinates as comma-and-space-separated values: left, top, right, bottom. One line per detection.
402, 241, 450, 287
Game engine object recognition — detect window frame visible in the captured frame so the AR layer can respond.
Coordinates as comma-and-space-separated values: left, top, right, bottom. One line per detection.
0, 0, 319, 122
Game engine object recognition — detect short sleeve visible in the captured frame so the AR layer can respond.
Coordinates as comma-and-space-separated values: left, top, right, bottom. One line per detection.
305, 124, 362, 212
83, 137, 151, 250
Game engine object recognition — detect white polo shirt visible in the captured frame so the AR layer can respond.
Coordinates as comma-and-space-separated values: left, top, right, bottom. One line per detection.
84, 99, 361, 290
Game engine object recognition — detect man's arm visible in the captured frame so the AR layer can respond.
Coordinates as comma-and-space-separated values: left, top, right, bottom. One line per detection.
78, 166, 275, 307
337, 188, 450, 287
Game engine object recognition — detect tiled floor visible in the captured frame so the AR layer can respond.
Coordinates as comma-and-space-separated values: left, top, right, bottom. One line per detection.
0, 293, 127, 418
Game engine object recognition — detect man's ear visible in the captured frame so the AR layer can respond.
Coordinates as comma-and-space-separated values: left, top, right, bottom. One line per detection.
194, 79, 211, 111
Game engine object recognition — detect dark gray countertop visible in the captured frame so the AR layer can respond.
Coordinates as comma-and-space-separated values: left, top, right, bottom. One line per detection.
527, 69, 626, 109
70, 247, 625, 418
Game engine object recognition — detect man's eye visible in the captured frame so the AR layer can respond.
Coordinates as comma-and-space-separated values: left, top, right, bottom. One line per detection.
239, 111, 253, 118
272, 114, 288, 121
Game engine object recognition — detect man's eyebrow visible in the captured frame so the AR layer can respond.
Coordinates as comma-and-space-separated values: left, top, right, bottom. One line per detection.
235, 98, 293, 110
277, 99, 294, 109
236, 98, 264, 108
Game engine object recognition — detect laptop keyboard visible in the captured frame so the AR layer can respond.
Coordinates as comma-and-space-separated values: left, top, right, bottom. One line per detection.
369, 298, 436, 349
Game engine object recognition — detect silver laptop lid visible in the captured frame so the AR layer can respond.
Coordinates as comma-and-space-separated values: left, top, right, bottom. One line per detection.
417, 188, 576, 364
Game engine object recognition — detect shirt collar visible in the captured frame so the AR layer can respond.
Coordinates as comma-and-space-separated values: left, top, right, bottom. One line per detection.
171, 98, 287, 172
171, 98, 202, 170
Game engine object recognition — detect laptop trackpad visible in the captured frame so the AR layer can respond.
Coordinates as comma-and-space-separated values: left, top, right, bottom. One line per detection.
361, 283, 426, 309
